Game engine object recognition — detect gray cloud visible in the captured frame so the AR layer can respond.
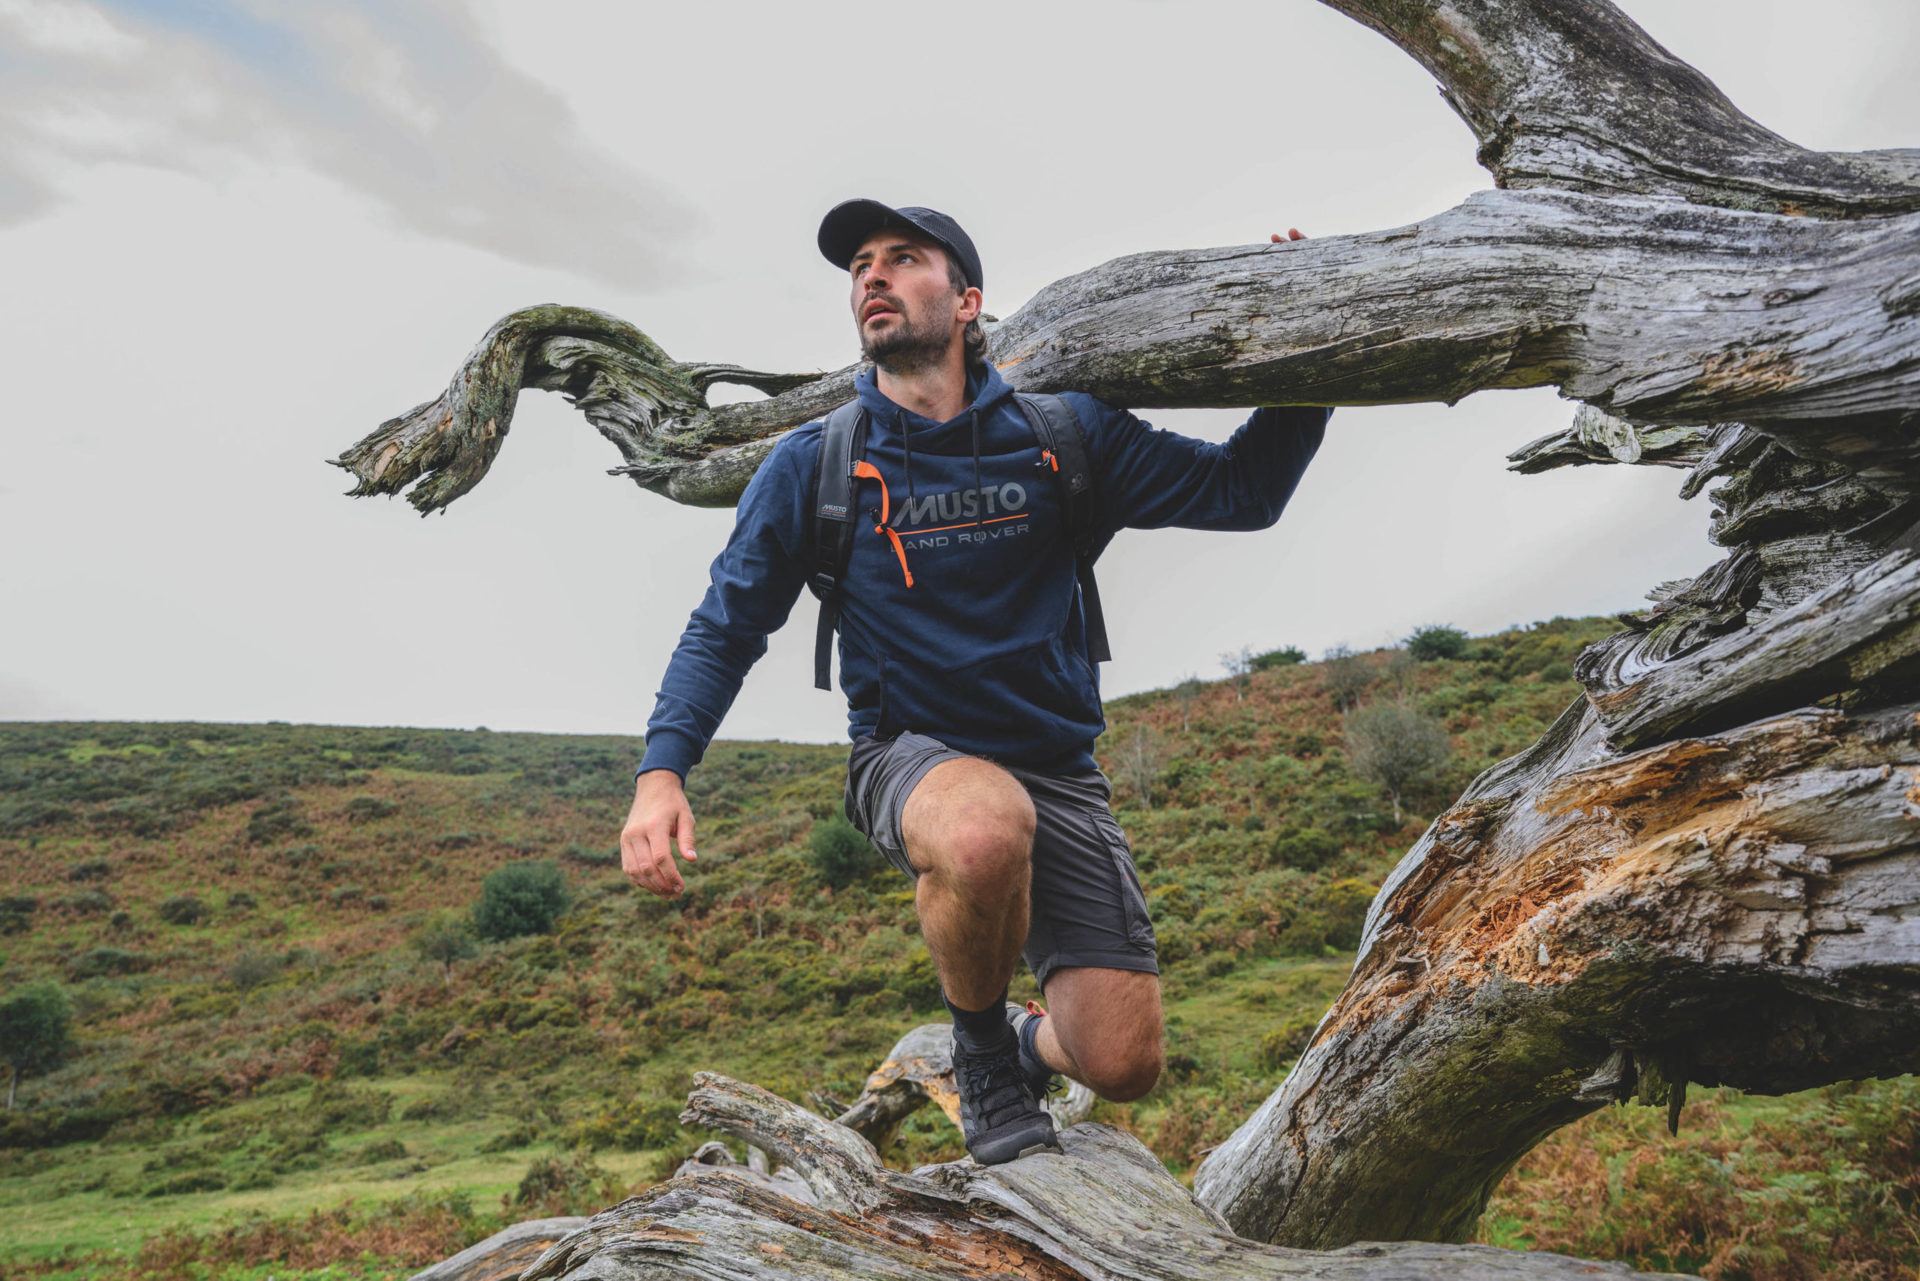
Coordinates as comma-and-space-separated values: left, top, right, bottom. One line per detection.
0, 0, 698, 289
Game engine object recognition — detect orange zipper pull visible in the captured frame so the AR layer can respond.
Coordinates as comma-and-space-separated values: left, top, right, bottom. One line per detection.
878, 524, 914, 587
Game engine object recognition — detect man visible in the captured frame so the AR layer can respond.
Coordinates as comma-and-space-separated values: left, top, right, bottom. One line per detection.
622, 199, 1328, 1165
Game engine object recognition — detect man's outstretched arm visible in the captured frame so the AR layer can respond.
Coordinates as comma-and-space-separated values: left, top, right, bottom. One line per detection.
623, 433, 813, 897
1073, 397, 1330, 539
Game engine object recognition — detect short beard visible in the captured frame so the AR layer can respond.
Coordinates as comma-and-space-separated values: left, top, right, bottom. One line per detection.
859, 301, 957, 374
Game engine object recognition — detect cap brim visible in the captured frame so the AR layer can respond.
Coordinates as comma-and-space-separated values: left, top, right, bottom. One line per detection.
818, 198, 909, 273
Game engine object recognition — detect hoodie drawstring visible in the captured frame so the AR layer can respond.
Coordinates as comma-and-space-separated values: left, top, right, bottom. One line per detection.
854, 459, 914, 588
969, 407, 985, 531
900, 412, 916, 506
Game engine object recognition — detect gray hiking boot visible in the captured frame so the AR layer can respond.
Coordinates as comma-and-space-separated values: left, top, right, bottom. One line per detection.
952, 1033, 1059, 1165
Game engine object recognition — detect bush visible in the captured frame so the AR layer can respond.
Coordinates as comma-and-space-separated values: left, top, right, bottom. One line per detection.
1277, 911, 1333, 957
562, 842, 620, 867
224, 950, 282, 992
0, 896, 37, 935
345, 796, 398, 822
66, 858, 112, 882
305, 1081, 392, 1129
158, 894, 208, 925
356, 1138, 408, 1164
479, 1125, 537, 1154
808, 814, 883, 889
1316, 878, 1377, 950
226, 890, 257, 913
512, 1153, 625, 1216
399, 1095, 452, 1122
473, 861, 569, 941
281, 843, 320, 867
1258, 1012, 1321, 1069
144, 1168, 227, 1197
1406, 624, 1471, 661
57, 889, 113, 915
1269, 827, 1340, 871
1251, 645, 1307, 670
246, 795, 310, 844
69, 947, 151, 979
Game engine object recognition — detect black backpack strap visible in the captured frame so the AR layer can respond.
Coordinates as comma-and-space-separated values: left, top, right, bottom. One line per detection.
1014, 393, 1112, 664
808, 401, 868, 690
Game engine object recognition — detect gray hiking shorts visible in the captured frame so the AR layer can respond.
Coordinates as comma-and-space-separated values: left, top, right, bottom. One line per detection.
843, 730, 1158, 990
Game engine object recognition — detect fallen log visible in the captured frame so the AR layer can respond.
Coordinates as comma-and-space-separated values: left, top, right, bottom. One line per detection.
482, 1073, 1676, 1281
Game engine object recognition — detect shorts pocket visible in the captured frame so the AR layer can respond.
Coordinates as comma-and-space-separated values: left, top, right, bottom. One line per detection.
1092, 809, 1156, 952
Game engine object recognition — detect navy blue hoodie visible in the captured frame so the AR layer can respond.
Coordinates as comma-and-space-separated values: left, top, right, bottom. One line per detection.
638, 365, 1328, 778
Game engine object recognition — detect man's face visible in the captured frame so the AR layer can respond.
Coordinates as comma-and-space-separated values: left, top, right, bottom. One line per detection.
848, 229, 978, 372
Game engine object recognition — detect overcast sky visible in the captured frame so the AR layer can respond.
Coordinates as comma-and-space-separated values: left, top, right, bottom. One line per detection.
2, 0, 1916, 748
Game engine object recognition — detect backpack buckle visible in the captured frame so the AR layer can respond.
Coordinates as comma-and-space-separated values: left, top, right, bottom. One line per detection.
807, 571, 838, 601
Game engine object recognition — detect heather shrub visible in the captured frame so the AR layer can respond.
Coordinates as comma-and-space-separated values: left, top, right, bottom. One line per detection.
157, 895, 208, 926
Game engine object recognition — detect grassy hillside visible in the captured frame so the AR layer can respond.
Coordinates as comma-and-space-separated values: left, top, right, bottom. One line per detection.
1, 618, 1913, 1281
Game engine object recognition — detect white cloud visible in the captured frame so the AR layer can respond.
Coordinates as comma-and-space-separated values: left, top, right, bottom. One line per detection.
0, 0, 699, 287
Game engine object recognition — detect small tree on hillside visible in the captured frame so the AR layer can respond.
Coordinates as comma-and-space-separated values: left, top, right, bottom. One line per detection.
1115, 724, 1173, 810
0, 980, 74, 1111
1220, 646, 1254, 703
1384, 646, 1418, 697
473, 860, 570, 941
1343, 699, 1451, 825
1171, 676, 1205, 732
1321, 645, 1373, 711
414, 916, 479, 983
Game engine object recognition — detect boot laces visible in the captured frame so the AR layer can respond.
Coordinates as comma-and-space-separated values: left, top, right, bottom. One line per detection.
955, 1046, 1042, 1130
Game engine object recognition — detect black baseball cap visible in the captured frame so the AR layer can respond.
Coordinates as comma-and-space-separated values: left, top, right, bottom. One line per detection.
817, 198, 984, 291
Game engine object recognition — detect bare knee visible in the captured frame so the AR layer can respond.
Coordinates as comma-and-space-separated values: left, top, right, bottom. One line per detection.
943, 806, 1033, 884
1079, 1043, 1163, 1103
906, 763, 1035, 886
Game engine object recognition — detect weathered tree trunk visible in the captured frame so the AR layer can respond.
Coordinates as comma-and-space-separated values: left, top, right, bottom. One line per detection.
355, 0, 1920, 1269
482, 1072, 1674, 1281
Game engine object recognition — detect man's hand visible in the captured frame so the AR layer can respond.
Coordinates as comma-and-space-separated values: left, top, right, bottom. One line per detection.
1271, 229, 1306, 242
623, 769, 697, 897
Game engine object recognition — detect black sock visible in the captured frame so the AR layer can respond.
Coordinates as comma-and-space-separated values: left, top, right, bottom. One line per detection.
944, 988, 1014, 1054
1017, 1010, 1049, 1081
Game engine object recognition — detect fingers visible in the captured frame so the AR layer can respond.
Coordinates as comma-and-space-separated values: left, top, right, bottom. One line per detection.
674, 804, 697, 864
621, 817, 681, 898
645, 818, 684, 896
1270, 229, 1307, 242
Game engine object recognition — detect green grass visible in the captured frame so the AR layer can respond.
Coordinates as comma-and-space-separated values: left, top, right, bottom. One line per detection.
2, 617, 1914, 1280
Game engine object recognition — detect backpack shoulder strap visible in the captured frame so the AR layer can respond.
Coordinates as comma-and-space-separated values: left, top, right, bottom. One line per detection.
808, 400, 868, 691
1013, 392, 1112, 664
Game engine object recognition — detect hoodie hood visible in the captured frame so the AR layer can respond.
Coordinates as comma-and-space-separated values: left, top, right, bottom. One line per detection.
853, 362, 1017, 434
854, 364, 1021, 529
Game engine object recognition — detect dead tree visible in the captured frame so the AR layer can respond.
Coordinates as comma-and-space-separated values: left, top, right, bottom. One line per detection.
348, 0, 1920, 1272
